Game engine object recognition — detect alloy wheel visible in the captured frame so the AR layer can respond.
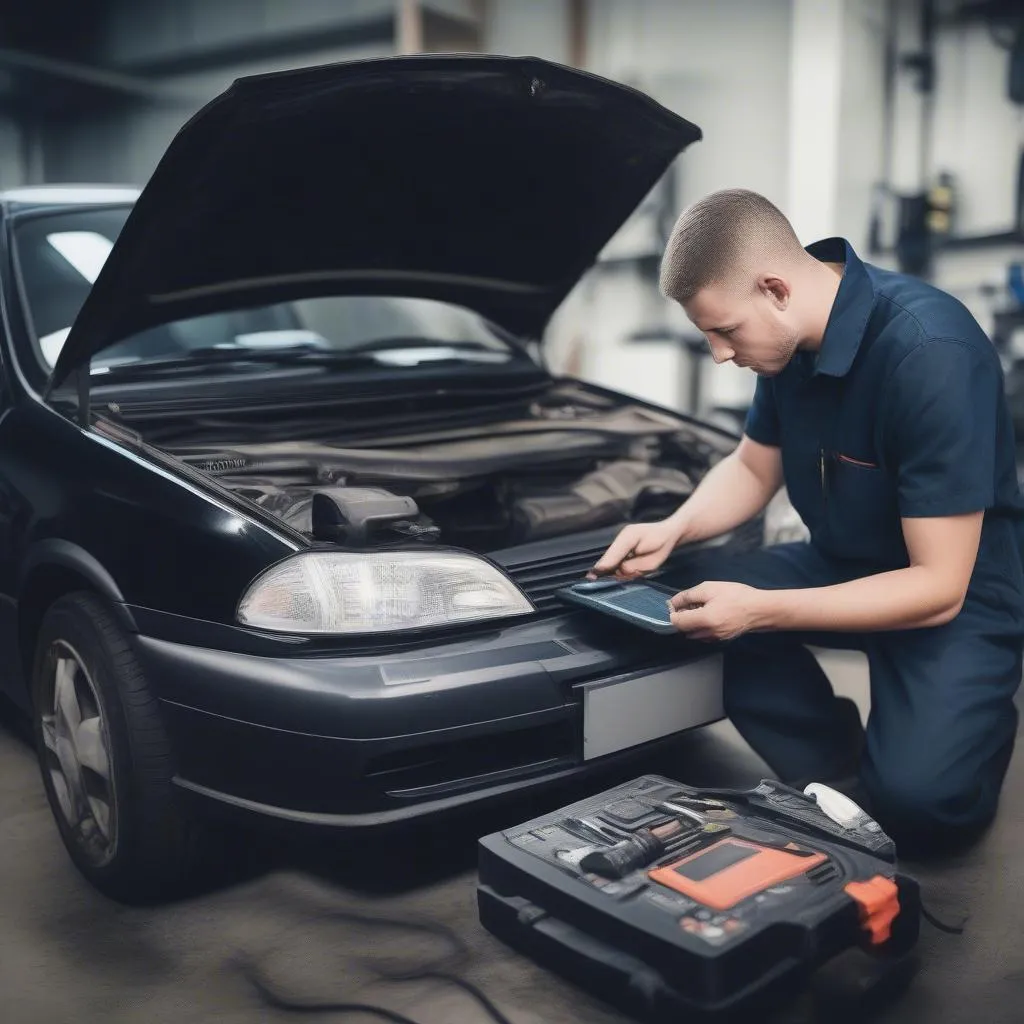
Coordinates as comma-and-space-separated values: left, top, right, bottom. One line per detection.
39, 640, 118, 867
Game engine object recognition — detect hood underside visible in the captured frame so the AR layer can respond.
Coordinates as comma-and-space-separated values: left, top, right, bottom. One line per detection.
48, 53, 701, 390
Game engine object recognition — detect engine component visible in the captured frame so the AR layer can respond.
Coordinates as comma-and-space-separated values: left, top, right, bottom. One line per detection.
310, 486, 440, 545
233, 483, 317, 530
510, 461, 693, 543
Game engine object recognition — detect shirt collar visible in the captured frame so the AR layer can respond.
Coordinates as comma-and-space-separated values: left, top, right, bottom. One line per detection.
804, 237, 875, 377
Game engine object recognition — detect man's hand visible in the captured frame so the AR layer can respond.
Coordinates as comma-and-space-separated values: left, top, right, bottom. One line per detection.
588, 519, 683, 579
588, 436, 785, 580
668, 582, 770, 641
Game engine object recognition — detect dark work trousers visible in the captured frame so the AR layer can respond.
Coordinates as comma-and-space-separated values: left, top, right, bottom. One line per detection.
661, 541, 1024, 854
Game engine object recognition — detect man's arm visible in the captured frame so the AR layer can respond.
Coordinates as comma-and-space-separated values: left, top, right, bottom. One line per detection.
590, 436, 782, 578
670, 512, 981, 638
758, 511, 982, 631
769, 338, 997, 631
667, 373, 785, 544
665, 435, 783, 544
590, 376, 784, 577
671, 338, 997, 639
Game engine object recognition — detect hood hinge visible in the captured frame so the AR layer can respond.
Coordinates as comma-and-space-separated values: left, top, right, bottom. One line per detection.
41, 366, 91, 427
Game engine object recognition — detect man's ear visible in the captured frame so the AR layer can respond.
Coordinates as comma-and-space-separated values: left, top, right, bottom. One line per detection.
758, 274, 790, 310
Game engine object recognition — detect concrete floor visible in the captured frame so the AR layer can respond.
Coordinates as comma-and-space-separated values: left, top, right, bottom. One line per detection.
1, 651, 1021, 1024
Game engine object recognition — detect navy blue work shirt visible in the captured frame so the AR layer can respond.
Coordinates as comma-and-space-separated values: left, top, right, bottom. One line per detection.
744, 237, 1024, 596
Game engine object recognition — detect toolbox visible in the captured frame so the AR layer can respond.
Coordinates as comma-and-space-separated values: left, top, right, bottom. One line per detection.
477, 774, 921, 1020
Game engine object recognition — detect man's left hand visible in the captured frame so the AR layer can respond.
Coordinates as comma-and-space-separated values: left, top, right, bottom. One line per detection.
668, 582, 769, 641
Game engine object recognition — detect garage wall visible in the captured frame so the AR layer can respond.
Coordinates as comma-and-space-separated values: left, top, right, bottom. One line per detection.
43, 37, 394, 187
887, 4, 1021, 237
539, 0, 895, 416
40, 0, 399, 186
0, 117, 26, 189
930, 21, 1021, 239
834, 0, 890, 251
929, 21, 1023, 332
533, 0, 795, 412
484, 0, 570, 62
585, 0, 793, 212
95, 0, 398, 68
881, 3, 1024, 331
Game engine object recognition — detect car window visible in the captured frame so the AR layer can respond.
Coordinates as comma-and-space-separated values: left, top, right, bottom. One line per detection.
13, 205, 518, 375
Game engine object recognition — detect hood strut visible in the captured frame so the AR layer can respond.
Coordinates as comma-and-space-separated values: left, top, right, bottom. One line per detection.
42, 366, 92, 427
77, 369, 91, 426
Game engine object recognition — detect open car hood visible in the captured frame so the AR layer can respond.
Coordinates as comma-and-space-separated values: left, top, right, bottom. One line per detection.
47, 54, 701, 390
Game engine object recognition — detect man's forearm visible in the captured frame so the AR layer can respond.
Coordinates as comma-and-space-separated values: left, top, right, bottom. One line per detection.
668, 449, 779, 544
758, 565, 965, 633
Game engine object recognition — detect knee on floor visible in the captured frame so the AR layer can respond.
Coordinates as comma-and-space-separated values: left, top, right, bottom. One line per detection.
863, 769, 994, 852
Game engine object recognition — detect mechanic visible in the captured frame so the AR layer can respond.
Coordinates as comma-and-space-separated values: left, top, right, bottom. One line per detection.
590, 188, 1024, 856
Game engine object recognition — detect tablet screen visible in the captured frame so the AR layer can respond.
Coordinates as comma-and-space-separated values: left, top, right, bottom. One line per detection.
598, 585, 673, 623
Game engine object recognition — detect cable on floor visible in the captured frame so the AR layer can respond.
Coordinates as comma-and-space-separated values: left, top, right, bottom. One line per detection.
920, 901, 967, 935
234, 906, 516, 1024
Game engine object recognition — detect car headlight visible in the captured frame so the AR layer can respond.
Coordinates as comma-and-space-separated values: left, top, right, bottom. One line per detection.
236, 550, 534, 635
763, 488, 809, 546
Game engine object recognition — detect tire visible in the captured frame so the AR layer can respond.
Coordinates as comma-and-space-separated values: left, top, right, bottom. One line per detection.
31, 591, 208, 904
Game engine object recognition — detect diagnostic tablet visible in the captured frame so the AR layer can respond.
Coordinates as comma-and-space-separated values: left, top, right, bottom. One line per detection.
556, 578, 680, 634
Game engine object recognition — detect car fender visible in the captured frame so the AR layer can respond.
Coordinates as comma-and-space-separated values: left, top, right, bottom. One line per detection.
18, 537, 137, 632
0, 401, 303, 626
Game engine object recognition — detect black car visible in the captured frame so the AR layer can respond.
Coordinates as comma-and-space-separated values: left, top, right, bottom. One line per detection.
0, 55, 775, 902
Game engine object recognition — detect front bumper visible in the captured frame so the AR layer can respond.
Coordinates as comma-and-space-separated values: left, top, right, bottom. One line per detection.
132, 609, 726, 829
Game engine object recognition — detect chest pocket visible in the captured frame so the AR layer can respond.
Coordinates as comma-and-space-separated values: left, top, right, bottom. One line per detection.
823, 452, 904, 564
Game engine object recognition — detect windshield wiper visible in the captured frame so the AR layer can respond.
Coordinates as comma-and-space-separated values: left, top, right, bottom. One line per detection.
90, 340, 518, 381
91, 344, 363, 378
339, 337, 512, 355
87, 344, 524, 385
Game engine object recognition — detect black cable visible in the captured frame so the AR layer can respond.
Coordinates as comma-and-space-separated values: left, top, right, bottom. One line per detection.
243, 973, 427, 1024
386, 972, 517, 1024
241, 960, 517, 1024
920, 901, 967, 935
233, 906, 517, 1024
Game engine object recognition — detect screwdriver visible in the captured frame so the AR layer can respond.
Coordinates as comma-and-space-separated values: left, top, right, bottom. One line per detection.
579, 817, 699, 879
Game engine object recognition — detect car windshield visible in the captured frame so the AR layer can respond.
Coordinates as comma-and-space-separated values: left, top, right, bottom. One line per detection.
13, 205, 519, 376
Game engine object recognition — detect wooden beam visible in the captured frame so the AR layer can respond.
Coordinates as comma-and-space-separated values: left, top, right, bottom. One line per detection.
396, 0, 425, 53
568, 0, 588, 68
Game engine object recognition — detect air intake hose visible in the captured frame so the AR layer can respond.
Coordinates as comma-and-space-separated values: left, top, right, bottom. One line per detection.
510, 460, 693, 543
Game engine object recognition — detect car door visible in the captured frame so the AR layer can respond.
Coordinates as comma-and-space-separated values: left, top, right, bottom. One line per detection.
0, 328, 23, 706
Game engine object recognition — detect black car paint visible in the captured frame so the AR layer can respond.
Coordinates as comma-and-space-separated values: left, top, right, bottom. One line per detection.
0, 57, 756, 831
0, 354, 754, 827
0, 396, 295, 705
0, 372, 748, 824
48, 54, 702, 385
137, 603, 726, 826
0, 239, 756, 828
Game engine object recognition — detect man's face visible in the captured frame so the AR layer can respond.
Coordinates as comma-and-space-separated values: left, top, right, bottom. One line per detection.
682, 277, 800, 378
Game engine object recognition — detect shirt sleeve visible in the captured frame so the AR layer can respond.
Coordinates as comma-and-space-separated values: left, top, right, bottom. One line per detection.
884, 339, 999, 517
743, 376, 781, 446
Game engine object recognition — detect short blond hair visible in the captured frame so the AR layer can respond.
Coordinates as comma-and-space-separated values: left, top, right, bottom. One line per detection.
659, 189, 804, 304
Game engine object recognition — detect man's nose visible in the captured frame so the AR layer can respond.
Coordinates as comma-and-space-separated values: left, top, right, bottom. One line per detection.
706, 337, 735, 364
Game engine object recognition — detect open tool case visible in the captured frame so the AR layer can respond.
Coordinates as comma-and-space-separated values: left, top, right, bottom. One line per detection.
477, 775, 921, 1021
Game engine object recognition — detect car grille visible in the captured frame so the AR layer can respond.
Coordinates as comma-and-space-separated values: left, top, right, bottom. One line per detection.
497, 517, 765, 611
500, 547, 611, 610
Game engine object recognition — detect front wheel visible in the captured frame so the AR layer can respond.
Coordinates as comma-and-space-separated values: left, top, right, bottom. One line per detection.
32, 592, 209, 903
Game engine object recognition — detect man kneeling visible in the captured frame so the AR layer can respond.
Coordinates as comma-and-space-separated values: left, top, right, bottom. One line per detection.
591, 189, 1024, 856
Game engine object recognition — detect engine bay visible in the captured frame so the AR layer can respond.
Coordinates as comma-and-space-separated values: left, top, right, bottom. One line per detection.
163, 383, 733, 554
